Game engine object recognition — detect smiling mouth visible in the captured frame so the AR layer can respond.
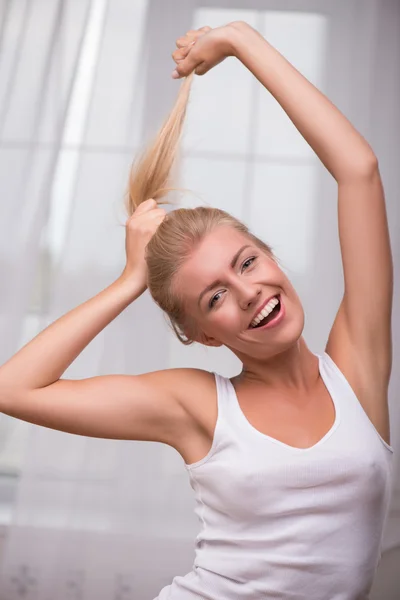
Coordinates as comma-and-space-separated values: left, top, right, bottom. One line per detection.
248, 295, 281, 329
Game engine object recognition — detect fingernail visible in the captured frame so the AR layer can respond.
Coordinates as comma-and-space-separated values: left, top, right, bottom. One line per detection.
171, 70, 180, 79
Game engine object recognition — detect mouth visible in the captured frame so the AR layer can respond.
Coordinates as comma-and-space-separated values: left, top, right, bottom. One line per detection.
248, 294, 284, 330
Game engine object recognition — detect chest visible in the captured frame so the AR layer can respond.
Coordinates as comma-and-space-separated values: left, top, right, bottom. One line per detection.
233, 380, 335, 450
191, 438, 391, 527
191, 378, 391, 522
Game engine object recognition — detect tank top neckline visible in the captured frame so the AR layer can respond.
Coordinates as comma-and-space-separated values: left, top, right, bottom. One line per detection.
227, 352, 341, 453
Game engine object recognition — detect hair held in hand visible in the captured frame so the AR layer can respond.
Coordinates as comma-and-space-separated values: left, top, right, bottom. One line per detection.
124, 72, 275, 345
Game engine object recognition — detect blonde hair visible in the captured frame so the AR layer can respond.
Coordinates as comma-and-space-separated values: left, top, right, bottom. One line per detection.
125, 73, 276, 345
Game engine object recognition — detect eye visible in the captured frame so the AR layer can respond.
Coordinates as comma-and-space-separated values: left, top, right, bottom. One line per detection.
209, 291, 223, 308
242, 256, 256, 271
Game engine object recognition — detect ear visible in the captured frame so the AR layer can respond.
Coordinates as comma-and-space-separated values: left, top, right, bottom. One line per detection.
180, 318, 223, 347
197, 332, 223, 347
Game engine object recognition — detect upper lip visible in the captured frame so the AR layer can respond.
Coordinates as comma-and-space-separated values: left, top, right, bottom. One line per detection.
248, 293, 280, 328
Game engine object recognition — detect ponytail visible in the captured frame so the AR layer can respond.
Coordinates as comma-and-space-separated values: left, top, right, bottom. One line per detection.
125, 72, 195, 216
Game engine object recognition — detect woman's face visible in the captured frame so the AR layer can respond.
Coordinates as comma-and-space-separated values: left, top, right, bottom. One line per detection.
173, 226, 305, 360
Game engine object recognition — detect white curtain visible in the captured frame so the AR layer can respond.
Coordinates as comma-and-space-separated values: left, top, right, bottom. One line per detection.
0, 1, 399, 598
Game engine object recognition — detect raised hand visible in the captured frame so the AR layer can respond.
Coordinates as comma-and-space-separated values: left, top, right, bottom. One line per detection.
171, 23, 239, 79
122, 199, 166, 293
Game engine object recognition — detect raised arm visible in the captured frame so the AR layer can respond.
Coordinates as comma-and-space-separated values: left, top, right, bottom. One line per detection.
230, 23, 393, 389
173, 22, 393, 396
0, 199, 164, 390
0, 200, 193, 447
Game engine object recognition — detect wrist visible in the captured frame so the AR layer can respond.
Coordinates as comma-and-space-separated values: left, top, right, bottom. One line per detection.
226, 21, 269, 59
226, 21, 256, 56
117, 269, 147, 299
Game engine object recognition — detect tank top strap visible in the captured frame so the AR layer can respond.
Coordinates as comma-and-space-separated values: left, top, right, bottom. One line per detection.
212, 371, 249, 435
212, 372, 235, 418
319, 350, 394, 455
318, 350, 354, 413
183, 372, 238, 471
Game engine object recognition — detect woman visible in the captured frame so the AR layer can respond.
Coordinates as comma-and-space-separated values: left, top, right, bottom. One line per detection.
0, 21, 394, 600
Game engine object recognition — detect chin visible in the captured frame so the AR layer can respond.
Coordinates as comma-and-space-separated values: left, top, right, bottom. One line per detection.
254, 305, 305, 356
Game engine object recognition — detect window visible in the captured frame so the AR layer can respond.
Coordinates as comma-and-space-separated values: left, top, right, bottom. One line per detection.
0, 0, 147, 521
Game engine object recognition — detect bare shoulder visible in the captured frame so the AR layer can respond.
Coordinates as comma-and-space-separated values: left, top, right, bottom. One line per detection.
0, 368, 217, 456
146, 367, 216, 411
147, 367, 217, 463
325, 301, 392, 446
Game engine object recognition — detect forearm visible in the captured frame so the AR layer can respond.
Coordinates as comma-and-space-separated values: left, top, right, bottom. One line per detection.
230, 22, 377, 181
0, 274, 143, 390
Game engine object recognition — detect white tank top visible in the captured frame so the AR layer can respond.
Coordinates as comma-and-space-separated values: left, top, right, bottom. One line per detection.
155, 351, 393, 600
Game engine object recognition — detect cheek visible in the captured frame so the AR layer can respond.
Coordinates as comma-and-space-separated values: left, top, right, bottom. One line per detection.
214, 302, 241, 331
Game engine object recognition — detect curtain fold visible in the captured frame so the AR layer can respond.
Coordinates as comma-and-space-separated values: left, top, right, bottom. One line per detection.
0, 1, 200, 597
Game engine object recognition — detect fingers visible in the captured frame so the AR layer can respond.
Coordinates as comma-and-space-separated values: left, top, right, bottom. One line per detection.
175, 26, 211, 48
172, 43, 193, 64
172, 46, 204, 78
146, 208, 167, 220
171, 42, 197, 78
133, 198, 157, 214
173, 55, 208, 79
127, 198, 158, 221
126, 206, 166, 234
176, 36, 190, 50
172, 26, 212, 79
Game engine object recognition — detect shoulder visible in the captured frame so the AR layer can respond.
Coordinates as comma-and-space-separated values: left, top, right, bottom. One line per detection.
138, 366, 214, 392
167, 367, 217, 423
144, 366, 217, 427
151, 367, 215, 399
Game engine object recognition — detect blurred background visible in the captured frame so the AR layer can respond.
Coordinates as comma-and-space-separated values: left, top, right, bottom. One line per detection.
0, 0, 399, 598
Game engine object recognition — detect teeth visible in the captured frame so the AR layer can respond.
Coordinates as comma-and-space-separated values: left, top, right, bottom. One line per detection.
251, 296, 279, 327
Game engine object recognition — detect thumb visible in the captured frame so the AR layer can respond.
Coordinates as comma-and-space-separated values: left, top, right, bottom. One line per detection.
172, 50, 199, 79
194, 61, 209, 76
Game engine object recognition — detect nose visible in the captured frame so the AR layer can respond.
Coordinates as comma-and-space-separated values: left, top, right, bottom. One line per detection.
237, 281, 262, 311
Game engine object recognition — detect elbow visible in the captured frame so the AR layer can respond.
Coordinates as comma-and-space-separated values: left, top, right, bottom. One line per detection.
352, 153, 379, 179
359, 153, 379, 176
339, 153, 379, 183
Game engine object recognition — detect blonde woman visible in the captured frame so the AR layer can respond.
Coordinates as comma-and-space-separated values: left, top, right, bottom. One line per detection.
0, 21, 394, 600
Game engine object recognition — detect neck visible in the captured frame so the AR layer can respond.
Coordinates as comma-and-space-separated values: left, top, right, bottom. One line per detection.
235, 337, 320, 394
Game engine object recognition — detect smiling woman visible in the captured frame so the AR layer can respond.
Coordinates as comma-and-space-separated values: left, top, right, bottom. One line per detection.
160, 223, 300, 356
144, 209, 281, 346
127, 19, 394, 600
0, 11, 396, 600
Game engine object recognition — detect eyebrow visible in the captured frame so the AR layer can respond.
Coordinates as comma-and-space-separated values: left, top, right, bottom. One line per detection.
197, 244, 252, 308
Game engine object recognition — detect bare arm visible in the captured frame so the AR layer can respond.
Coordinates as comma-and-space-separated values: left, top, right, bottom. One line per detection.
227, 22, 392, 383
228, 23, 393, 380
0, 369, 200, 446
0, 199, 196, 446
0, 198, 164, 391
173, 21, 377, 181
0, 274, 141, 390
228, 22, 378, 181
0, 273, 191, 444
173, 23, 393, 387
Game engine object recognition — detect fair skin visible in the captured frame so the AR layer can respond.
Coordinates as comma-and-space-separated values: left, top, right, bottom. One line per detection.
174, 225, 316, 393
0, 22, 392, 461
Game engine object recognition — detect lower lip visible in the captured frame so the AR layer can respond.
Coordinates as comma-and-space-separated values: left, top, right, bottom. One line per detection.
249, 296, 285, 331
